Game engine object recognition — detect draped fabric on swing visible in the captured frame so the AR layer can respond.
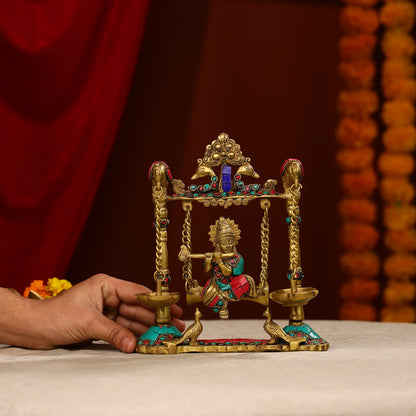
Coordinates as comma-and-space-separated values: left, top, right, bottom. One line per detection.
0, 0, 150, 292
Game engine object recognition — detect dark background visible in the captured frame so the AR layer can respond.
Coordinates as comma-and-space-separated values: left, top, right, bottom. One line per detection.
67, 0, 342, 320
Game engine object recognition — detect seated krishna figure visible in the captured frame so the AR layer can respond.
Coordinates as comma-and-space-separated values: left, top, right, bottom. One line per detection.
201, 217, 257, 319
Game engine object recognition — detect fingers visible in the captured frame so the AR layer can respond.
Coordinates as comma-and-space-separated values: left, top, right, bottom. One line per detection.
94, 274, 151, 304
117, 303, 156, 328
172, 317, 186, 332
89, 312, 137, 353
170, 303, 184, 318
118, 303, 185, 332
115, 315, 185, 338
116, 315, 150, 336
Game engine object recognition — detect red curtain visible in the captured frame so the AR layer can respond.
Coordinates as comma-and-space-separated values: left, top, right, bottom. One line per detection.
0, 0, 150, 292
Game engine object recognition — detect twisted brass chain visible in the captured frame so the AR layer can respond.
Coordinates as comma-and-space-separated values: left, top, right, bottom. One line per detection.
153, 186, 163, 280
287, 186, 302, 275
181, 202, 198, 292
259, 199, 271, 293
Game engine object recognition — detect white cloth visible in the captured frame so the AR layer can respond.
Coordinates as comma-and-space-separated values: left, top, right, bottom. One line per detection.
1, 320, 416, 416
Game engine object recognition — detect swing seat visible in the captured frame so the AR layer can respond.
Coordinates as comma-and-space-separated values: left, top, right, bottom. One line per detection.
186, 283, 269, 307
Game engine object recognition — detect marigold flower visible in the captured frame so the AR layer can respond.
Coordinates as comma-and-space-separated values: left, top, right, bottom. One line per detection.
384, 229, 416, 252
339, 60, 375, 89
384, 204, 416, 230
336, 117, 378, 148
382, 58, 415, 84
341, 168, 377, 197
23, 280, 50, 298
382, 100, 415, 127
336, 147, 374, 171
340, 7, 379, 34
340, 301, 377, 321
378, 152, 414, 176
380, 177, 415, 203
340, 251, 380, 279
340, 279, 380, 301
382, 30, 416, 59
46, 277, 72, 296
382, 126, 416, 152
339, 223, 379, 251
384, 253, 416, 280
383, 281, 416, 307
339, 35, 377, 60
383, 78, 416, 101
338, 198, 377, 222
380, 2, 415, 31
338, 90, 378, 117
381, 305, 415, 322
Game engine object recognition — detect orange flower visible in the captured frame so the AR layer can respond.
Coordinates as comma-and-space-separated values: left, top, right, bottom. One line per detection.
384, 229, 416, 252
340, 301, 377, 321
383, 78, 416, 101
339, 35, 377, 60
380, 2, 415, 31
339, 198, 377, 222
340, 251, 380, 279
336, 147, 374, 171
339, 60, 375, 89
384, 204, 416, 230
381, 305, 415, 322
23, 280, 50, 298
338, 90, 378, 117
383, 281, 416, 306
382, 100, 415, 127
336, 117, 378, 148
340, 223, 379, 251
382, 58, 415, 84
340, 7, 379, 34
378, 152, 414, 176
382, 30, 416, 59
340, 279, 380, 301
384, 253, 416, 279
341, 168, 377, 197
382, 126, 416, 152
380, 177, 415, 203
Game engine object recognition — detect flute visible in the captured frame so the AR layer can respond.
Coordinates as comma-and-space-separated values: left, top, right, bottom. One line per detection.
178, 245, 235, 262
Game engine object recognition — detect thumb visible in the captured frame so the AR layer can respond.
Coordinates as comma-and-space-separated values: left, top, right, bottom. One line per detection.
91, 314, 137, 353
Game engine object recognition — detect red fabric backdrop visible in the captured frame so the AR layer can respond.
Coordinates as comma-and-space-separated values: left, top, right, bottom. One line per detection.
0, 0, 149, 292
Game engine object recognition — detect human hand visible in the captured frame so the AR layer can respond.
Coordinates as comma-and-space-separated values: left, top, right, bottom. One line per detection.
1, 274, 185, 353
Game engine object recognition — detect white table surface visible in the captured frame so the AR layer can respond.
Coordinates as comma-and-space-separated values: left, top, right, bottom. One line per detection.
1, 319, 416, 416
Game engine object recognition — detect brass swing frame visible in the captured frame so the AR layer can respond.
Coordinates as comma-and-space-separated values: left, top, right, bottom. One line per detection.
135, 133, 329, 353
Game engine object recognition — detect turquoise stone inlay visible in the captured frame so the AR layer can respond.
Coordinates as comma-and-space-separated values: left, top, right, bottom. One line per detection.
232, 254, 244, 275
139, 325, 182, 342
283, 322, 324, 341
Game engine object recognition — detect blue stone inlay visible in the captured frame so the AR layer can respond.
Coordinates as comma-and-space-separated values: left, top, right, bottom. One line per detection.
222, 165, 232, 192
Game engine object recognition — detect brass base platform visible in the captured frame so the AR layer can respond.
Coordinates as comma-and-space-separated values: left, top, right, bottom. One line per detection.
136, 338, 329, 354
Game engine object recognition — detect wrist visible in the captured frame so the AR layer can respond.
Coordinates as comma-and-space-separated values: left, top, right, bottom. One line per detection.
0, 288, 53, 349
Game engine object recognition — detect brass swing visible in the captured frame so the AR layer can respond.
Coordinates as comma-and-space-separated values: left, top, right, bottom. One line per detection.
135, 133, 329, 353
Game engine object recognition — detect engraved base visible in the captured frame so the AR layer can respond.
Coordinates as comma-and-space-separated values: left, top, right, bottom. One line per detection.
136, 337, 329, 354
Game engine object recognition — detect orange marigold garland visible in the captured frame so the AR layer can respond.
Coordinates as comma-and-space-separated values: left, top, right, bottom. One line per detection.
337, 0, 380, 320
379, 0, 416, 322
